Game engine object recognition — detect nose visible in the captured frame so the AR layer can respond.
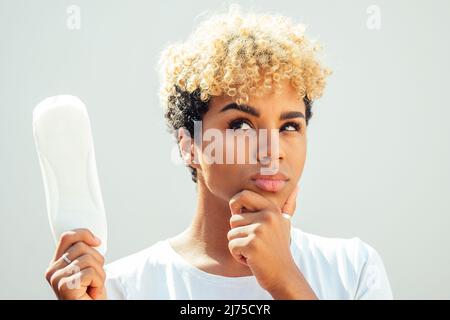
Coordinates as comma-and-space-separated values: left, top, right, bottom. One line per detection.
257, 128, 285, 165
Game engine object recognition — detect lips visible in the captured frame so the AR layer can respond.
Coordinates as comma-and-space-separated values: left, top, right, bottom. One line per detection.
250, 173, 289, 193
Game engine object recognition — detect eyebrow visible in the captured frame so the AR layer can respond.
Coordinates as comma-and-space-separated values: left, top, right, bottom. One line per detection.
280, 111, 305, 120
220, 103, 260, 117
220, 103, 305, 120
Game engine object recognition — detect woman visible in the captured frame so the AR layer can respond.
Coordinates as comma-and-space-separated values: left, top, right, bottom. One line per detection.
44, 5, 393, 300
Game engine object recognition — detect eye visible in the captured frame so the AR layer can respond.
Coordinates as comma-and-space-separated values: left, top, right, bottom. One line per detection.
228, 119, 254, 131
281, 122, 302, 133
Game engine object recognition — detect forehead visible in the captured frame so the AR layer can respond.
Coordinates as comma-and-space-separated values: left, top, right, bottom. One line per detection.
208, 79, 304, 113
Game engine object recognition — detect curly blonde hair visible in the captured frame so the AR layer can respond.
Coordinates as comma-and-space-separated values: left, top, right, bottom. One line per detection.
158, 4, 331, 182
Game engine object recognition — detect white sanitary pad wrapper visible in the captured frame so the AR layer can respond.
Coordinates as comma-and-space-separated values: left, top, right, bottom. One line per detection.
33, 95, 108, 255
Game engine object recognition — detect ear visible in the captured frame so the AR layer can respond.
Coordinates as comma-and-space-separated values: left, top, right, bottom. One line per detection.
178, 127, 200, 169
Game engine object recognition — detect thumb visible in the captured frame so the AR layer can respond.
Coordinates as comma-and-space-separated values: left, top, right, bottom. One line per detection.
281, 185, 299, 217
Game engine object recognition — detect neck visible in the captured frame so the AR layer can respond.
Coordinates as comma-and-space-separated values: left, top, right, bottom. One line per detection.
178, 179, 251, 274
189, 180, 234, 259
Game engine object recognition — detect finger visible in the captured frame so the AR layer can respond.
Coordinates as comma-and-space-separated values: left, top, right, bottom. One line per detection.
229, 190, 277, 215
227, 224, 257, 242
49, 254, 105, 293
229, 211, 262, 228
67, 254, 106, 282
59, 267, 105, 300
52, 264, 104, 299
54, 228, 101, 261
46, 241, 105, 284
50, 263, 83, 297
65, 241, 105, 265
78, 267, 104, 289
87, 285, 107, 300
228, 237, 251, 267
281, 185, 299, 217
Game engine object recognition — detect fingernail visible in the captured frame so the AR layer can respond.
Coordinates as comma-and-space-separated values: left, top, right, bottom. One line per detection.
94, 236, 101, 244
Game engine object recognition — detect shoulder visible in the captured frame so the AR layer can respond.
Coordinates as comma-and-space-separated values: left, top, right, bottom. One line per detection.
291, 226, 371, 262
290, 227, 393, 299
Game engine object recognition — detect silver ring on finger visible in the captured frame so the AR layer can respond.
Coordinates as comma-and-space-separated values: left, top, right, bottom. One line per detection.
282, 213, 292, 220
62, 253, 72, 265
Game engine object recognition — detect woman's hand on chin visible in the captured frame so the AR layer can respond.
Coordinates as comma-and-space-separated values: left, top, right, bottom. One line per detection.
227, 186, 317, 299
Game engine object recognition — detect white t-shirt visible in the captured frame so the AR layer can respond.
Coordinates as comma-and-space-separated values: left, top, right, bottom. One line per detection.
104, 227, 393, 299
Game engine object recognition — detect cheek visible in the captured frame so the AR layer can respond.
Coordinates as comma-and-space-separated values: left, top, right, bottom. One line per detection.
194, 132, 249, 199
286, 138, 307, 176
201, 163, 245, 200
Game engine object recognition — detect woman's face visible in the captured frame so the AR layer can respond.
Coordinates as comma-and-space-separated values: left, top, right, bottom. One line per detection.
193, 79, 307, 209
